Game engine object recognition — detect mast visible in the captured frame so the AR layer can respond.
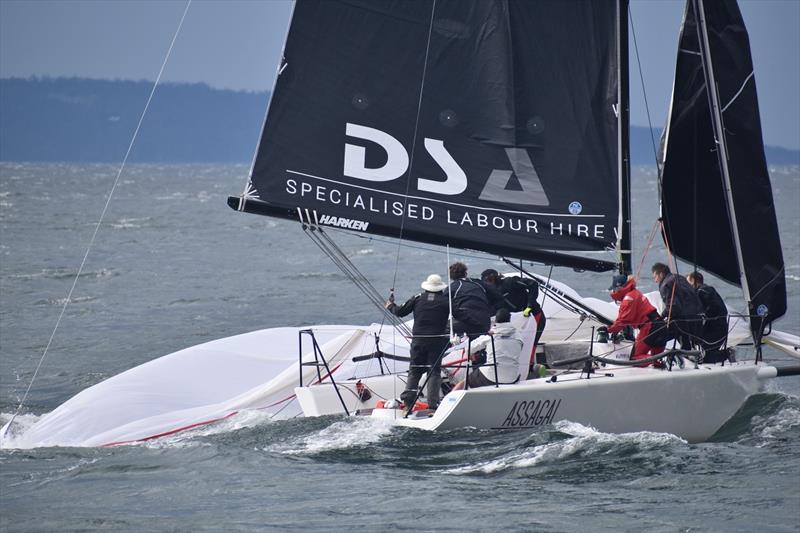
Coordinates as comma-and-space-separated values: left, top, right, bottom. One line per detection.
693, 0, 753, 337
616, 0, 632, 276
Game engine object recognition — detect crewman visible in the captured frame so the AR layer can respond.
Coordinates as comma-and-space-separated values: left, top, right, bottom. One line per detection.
606, 275, 667, 366
386, 274, 450, 410
447, 262, 501, 339
687, 271, 730, 363
651, 262, 702, 350
481, 268, 546, 369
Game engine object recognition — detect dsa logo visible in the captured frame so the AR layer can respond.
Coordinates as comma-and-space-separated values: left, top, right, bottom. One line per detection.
343, 123, 550, 206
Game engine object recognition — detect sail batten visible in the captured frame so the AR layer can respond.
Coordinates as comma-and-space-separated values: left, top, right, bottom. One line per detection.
238, 0, 624, 268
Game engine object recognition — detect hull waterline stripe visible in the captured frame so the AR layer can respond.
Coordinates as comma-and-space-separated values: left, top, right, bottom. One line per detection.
101, 411, 239, 448
100, 361, 345, 447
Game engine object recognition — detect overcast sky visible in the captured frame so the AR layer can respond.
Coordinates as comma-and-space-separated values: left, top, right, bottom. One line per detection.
1, 0, 798, 149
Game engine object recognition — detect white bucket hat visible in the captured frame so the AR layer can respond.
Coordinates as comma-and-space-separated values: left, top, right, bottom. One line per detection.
420, 274, 447, 292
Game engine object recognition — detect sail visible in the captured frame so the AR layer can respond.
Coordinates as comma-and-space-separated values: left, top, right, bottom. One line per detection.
230, 0, 624, 272
660, 0, 786, 337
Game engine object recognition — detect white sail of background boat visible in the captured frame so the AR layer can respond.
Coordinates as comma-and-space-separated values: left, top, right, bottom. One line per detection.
3, 0, 798, 448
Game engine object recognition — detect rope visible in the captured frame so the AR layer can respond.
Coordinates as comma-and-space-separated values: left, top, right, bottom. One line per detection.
2, 0, 193, 438
390, 0, 438, 290
628, 4, 660, 166
633, 219, 661, 281
300, 223, 411, 337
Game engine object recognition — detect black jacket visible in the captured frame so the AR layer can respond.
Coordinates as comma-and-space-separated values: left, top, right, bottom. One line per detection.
696, 283, 727, 319
659, 273, 702, 320
388, 290, 450, 340
447, 278, 501, 326
494, 276, 541, 314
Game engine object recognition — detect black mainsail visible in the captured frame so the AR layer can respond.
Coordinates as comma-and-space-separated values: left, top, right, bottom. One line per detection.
229, 0, 628, 272
660, 0, 786, 340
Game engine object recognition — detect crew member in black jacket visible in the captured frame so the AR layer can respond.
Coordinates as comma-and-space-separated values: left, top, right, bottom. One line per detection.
687, 271, 730, 363
447, 262, 501, 339
481, 268, 547, 366
651, 262, 702, 350
386, 274, 450, 409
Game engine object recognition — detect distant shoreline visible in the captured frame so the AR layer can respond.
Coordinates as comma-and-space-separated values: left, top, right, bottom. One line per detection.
2, 77, 798, 165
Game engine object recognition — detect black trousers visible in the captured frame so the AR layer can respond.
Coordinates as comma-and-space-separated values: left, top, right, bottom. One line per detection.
401, 338, 448, 408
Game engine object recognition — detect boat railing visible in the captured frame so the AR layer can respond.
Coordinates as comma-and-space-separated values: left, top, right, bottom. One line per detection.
462, 334, 500, 391
403, 332, 501, 417
297, 328, 350, 416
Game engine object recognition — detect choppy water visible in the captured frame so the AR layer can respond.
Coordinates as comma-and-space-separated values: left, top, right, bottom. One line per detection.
1, 163, 799, 531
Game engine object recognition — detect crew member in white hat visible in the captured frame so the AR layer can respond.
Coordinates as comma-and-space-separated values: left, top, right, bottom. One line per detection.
386, 274, 450, 410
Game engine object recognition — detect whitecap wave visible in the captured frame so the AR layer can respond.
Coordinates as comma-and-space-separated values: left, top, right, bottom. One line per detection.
276, 416, 394, 455
441, 420, 684, 475
749, 397, 800, 446
0, 412, 45, 449
41, 295, 96, 306
142, 409, 275, 449
109, 217, 150, 229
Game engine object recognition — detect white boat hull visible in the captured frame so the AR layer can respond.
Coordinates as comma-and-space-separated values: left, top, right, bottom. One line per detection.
299, 362, 776, 443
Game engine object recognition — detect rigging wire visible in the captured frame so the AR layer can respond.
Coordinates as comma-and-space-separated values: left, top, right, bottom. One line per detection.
628, 4, 661, 167
633, 219, 661, 281
390, 0, 438, 291
2, 0, 193, 438
300, 223, 411, 337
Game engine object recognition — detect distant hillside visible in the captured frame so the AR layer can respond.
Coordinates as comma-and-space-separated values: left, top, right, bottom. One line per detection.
1, 77, 798, 165
0, 77, 266, 163
629, 125, 799, 166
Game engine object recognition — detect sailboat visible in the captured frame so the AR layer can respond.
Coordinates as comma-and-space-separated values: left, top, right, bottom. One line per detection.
3, 0, 798, 448
228, 0, 799, 441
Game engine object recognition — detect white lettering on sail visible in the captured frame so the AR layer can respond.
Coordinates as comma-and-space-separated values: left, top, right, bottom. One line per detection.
285, 179, 609, 239
318, 214, 369, 232
417, 138, 467, 195
343, 123, 409, 182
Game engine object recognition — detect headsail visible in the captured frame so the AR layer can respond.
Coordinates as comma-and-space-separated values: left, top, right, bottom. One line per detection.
660, 0, 786, 338
230, 0, 626, 272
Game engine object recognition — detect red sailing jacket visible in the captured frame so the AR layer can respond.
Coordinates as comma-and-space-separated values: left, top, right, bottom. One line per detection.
608, 279, 658, 333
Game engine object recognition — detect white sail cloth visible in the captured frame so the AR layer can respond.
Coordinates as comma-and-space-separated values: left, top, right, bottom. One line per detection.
2, 278, 757, 449
3, 324, 412, 448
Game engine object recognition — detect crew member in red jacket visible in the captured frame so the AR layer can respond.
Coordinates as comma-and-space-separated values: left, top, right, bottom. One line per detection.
607, 276, 667, 365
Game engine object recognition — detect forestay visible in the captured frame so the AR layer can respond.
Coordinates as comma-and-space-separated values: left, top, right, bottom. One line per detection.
230, 0, 626, 272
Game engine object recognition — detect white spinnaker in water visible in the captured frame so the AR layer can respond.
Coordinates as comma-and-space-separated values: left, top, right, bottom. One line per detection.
2, 324, 412, 448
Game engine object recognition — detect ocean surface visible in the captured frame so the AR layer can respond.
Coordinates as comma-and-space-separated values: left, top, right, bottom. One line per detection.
1, 163, 798, 531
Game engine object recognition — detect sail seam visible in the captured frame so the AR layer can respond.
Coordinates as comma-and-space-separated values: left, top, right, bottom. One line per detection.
721, 71, 754, 113
286, 170, 605, 218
